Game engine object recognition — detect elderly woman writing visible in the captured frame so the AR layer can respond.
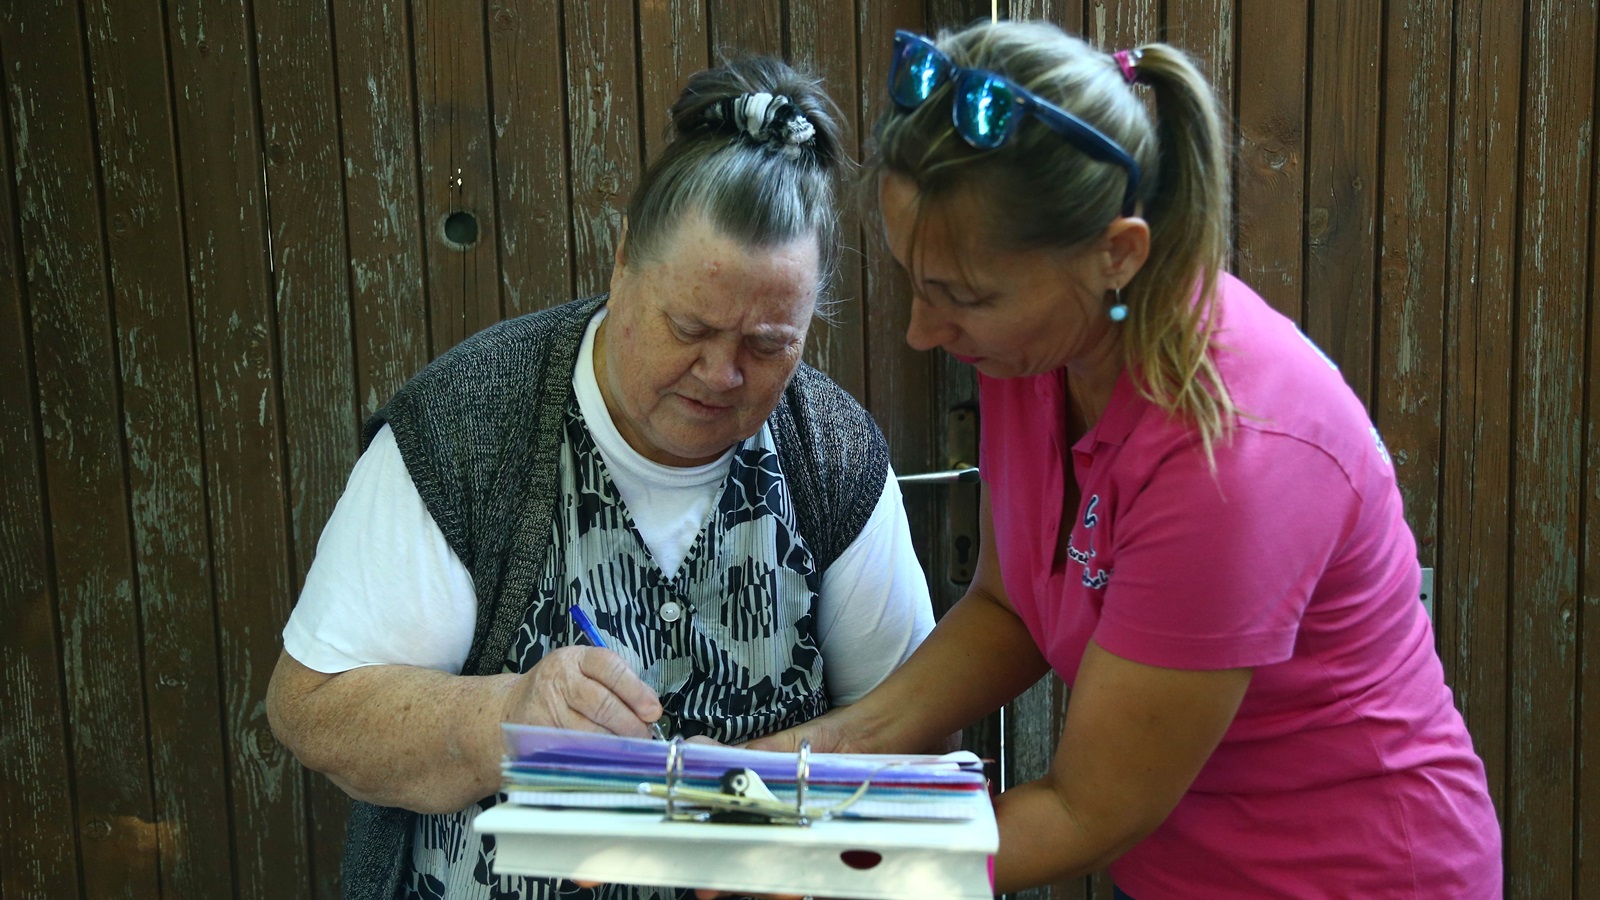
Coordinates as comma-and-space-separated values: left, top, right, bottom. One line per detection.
751, 21, 1502, 898
266, 57, 933, 900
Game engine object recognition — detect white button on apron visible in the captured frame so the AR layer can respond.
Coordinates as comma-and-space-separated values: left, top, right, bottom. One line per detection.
659, 600, 683, 623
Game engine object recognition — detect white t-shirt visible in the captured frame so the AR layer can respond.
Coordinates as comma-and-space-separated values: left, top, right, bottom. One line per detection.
284, 311, 933, 705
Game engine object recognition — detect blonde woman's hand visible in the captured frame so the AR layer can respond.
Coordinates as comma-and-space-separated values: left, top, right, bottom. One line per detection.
742, 710, 854, 754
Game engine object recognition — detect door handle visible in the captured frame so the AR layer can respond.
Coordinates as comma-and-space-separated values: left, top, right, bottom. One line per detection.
895, 466, 980, 485
895, 406, 980, 584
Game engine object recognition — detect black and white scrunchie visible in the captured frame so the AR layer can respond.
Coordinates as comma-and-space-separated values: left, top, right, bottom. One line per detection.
706, 92, 817, 160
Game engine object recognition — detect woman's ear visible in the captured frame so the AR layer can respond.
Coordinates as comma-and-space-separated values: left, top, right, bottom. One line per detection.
1102, 216, 1151, 287
609, 218, 633, 300
614, 217, 631, 268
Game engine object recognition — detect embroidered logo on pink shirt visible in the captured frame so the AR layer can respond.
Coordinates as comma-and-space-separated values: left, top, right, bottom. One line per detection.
1068, 495, 1113, 589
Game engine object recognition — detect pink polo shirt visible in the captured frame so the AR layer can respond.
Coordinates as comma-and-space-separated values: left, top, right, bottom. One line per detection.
979, 274, 1500, 897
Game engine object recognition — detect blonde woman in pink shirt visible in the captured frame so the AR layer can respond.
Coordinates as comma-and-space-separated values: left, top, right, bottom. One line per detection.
751, 20, 1501, 898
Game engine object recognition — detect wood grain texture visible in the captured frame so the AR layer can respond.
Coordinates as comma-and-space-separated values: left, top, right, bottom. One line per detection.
253, 0, 360, 597
77, 0, 238, 895
1376, 0, 1451, 571
329, 0, 430, 419
1164, 0, 1232, 121
1507, 1, 1594, 894
1163, 0, 1236, 287
563, 0, 640, 298
709, 0, 783, 58
789, 0, 867, 401
1580, 17, 1600, 889
1304, 0, 1380, 408
1083, 0, 1158, 51
165, 1, 311, 896
412, 0, 503, 354
858, 0, 935, 621
251, 0, 366, 893
1233, 0, 1305, 321
858, 0, 929, 454
1005, 0, 1087, 35
637, 0, 708, 167
0, 23, 82, 898
488, 0, 576, 317
1, 2, 160, 897
1439, 0, 1520, 829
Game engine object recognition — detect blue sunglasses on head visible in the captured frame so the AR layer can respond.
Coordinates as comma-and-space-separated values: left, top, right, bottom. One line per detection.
888, 30, 1142, 216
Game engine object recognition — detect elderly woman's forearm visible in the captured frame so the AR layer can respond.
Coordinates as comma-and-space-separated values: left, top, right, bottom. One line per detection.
267, 656, 513, 814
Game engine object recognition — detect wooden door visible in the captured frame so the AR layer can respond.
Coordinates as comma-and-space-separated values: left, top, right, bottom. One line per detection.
5, 1, 1599, 898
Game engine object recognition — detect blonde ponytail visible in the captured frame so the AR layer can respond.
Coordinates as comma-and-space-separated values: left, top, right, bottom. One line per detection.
1118, 43, 1236, 463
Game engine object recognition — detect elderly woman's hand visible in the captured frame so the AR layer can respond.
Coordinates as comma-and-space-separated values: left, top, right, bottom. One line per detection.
501, 645, 664, 738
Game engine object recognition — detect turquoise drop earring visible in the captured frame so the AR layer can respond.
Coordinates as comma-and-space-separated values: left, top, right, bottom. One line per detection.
1108, 288, 1129, 322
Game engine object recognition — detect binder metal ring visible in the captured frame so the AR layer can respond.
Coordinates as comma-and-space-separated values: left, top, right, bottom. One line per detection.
647, 736, 837, 826
664, 737, 686, 821
795, 740, 811, 826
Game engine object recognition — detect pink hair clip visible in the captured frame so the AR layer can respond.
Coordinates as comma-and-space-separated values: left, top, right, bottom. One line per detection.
1113, 48, 1142, 85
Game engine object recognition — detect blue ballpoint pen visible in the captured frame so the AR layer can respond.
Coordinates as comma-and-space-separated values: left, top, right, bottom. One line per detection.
570, 605, 669, 742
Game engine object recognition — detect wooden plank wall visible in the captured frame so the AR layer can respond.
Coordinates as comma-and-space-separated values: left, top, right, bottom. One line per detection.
0, 1, 1596, 897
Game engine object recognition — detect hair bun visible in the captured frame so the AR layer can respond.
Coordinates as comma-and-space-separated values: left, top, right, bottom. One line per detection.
706, 92, 817, 159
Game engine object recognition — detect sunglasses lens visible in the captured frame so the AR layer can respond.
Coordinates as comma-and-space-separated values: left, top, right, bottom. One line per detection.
955, 73, 1019, 150
890, 37, 948, 108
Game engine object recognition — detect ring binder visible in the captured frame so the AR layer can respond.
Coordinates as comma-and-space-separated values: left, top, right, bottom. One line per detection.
481, 724, 999, 898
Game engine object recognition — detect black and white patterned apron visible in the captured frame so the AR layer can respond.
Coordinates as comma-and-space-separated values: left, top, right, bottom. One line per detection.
404, 400, 829, 900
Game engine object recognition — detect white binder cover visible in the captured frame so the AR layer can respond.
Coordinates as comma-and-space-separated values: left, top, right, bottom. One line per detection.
473, 798, 998, 899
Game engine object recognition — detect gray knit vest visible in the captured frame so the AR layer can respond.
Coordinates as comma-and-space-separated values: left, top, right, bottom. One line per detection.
340, 294, 889, 900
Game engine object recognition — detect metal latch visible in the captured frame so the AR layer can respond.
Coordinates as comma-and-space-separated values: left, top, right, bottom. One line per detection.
896, 405, 980, 584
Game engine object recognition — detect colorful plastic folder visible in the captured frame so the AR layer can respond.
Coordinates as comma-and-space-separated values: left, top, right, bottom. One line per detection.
473, 724, 999, 899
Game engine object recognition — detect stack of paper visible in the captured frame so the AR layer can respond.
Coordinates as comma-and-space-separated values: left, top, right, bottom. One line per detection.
499, 724, 987, 821
475, 725, 999, 899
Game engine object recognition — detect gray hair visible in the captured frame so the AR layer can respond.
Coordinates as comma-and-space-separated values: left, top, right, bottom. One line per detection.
623, 56, 848, 313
